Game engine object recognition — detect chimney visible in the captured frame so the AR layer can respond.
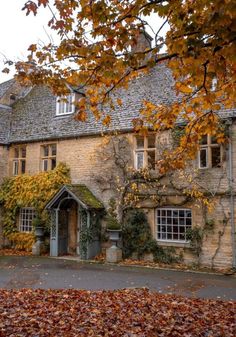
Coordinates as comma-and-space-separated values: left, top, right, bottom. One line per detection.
131, 29, 153, 53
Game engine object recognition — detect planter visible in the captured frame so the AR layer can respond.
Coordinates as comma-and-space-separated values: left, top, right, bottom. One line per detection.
34, 226, 44, 242
107, 229, 122, 247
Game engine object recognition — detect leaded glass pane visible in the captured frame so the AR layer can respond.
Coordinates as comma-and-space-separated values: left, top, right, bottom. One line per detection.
211, 146, 221, 167
156, 208, 192, 242
136, 136, 144, 149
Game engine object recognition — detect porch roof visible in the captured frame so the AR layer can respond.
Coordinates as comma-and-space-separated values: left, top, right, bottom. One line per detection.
45, 184, 104, 210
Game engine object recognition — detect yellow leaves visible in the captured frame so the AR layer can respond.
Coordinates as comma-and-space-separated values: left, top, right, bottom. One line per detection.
8, 232, 35, 251
102, 115, 111, 126
117, 98, 122, 106
176, 82, 193, 94
75, 111, 87, 122
131, 183, 138, 191
0, 163, 70, 234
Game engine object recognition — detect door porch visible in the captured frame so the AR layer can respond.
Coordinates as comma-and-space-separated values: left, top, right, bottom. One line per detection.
45, 184, 104, 259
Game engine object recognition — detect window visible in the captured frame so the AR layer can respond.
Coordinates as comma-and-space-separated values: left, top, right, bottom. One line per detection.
157, 208, 192, 242
12, 146, 26, 175
134, 135, 156, 170
41, 144, 57, 171
19, 208, 36, 232
56, 94, 75, 116
198, 135, 222, 169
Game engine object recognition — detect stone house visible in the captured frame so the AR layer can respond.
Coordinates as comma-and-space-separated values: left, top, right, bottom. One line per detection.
0, 62, 235, 269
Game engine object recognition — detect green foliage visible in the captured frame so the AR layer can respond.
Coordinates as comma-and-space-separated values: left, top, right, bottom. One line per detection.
122, 209, 182, 264
186, 226, 204, 257
0, 163, 70, 235
105, 198, 121, 230
79, 210, 103, 259
32, 215, 44, 228
106, 215, 121, 230
204, 218, 215, 232
171, 127, 186, 147
122, 210, 152, 258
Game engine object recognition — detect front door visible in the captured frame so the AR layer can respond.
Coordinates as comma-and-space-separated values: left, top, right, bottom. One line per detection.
58, 209, 68, 255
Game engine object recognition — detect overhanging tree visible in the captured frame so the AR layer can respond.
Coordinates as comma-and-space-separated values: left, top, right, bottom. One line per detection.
5, 0, 236, 170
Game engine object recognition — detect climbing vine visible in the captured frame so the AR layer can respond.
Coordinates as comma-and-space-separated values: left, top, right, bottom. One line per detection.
122, 209, 183, 264
0, 163, 70, 235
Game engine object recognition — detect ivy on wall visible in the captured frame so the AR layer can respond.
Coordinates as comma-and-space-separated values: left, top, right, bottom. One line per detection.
0, 163, 70, 235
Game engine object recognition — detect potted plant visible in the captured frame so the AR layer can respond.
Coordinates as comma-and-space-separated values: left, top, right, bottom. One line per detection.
106, 215, 121, 243
105, 198, 122, 246
32, 215, 44, 242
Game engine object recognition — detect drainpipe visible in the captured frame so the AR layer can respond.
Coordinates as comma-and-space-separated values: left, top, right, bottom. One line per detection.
227, 119, 236, 268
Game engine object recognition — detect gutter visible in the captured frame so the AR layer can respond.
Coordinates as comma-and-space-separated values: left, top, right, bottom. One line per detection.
0, 103, 12, 110
228, 119, 236, 268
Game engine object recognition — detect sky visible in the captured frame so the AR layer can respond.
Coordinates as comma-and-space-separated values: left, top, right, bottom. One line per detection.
0, 1, 168, 84
0, 1, 53, 83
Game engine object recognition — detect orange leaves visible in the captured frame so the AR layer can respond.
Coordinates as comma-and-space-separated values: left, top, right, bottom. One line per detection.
22, 1, 38, 16
28, 44, 37, 52
38, 0, 48, 7
2, 67, 10, 74
102, 115, 111, 126
17, 0, 236, 174
0, 288, 235, 336
175, 82, 193, 94
75, 110, 87, 122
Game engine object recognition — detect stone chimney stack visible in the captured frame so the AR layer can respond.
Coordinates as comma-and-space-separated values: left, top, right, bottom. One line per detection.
131, 30, 153, 53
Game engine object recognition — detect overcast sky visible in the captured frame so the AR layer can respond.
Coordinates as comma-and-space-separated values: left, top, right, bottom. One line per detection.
0, 1, 168, 84
0, 1, 53, 83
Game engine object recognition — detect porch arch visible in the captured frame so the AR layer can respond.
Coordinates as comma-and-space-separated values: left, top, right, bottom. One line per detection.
45, 184, 104, 259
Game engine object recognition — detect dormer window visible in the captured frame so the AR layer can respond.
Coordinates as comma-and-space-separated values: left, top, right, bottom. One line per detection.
56, 93, 75, 116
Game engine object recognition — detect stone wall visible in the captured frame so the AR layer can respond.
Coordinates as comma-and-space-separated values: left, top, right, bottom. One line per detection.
5, 131, 235, 268
0, 145, 8, 183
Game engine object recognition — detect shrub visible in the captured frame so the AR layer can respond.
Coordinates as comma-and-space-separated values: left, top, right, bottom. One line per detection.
8, 232, 35, 252
122, 210, 153, 258
122, 209, 183, 264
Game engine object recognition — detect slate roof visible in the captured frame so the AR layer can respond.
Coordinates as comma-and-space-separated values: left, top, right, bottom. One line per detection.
1, 63, 179, 144
0, 107, 11, 144
0, 63, 236, 145
45, 184, 104, 210
0, 79, 14, 99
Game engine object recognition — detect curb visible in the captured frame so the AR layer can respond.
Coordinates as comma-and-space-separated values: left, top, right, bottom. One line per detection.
53, 256, 236, 277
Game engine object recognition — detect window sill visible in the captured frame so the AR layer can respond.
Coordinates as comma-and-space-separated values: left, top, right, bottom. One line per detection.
157, 240, 191, 248
198, 165, 223, 170
54, 113, 74, 119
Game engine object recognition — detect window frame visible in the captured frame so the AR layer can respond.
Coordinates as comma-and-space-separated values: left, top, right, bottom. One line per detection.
41, 144, 57, 172
19, 207, 36, 232
56, 93, 75, 116
156, 207, 192, 243
134, 134, 156, 170
198, 135, 223, 169
12, 145, 27, 176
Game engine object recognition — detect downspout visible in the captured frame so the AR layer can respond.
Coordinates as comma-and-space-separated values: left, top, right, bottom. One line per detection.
227, 119, 236, 268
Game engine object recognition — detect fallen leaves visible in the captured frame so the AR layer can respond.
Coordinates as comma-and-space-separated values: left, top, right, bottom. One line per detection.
0, 249, 32, 256
0, 288, 234, 336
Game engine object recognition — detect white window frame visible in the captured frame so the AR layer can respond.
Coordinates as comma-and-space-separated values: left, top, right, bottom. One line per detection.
19, 208, 36, 232
198, 135, 223, 169
56, 93, 75, 116
156, 208, 192, 243
41, 144, 57, 171
134, 134, 156, 170
12, 146, 26, 176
